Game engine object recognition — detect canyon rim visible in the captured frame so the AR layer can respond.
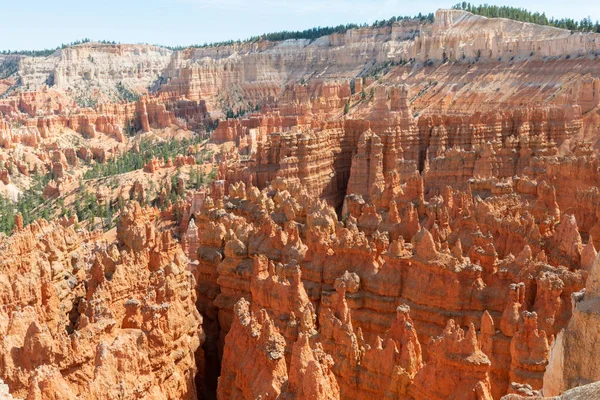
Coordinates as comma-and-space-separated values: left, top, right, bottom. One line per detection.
1, 2, 600, 399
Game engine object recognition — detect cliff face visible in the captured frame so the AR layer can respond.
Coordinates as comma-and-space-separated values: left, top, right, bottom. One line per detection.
4, 10, 600, 113
542, 255, 600, 396
158, 10, 599, 110
421, 10, 600, 62
10, 44, 172, 100
1, 9, 598, 199
217, 81, 587, 218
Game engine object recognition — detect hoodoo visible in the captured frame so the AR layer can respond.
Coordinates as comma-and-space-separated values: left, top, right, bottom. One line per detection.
1, 2, 600, 399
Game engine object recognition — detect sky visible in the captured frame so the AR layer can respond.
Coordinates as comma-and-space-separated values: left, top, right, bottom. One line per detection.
1, 0, 599, 51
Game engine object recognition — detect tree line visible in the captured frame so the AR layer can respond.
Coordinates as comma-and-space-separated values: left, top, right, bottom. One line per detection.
0, 172, 51, 235
1, 39, 119, 57
8, 5, 599, 58
453, 3, 600, 32
2, 13, 438, 57
83, 135, 206, 180
162, 12, 434, 51
0, 142, 216, 235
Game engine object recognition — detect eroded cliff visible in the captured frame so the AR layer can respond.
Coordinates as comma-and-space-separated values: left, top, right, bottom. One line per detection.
1, 7, 600, 400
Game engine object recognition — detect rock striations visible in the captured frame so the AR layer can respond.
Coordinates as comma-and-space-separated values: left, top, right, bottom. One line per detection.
1, 7, 600, 400
180, 173, 588, 399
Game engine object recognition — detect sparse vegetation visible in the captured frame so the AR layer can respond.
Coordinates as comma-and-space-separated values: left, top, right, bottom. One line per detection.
224, 105, 256, 119
411, 80, 438, 103
124, 121, 138, 137
160, 13, 434, 50
73, 182, 115, 230
0, 172, 52, 235
0, 59, 18, 79
45, 73, 55, 87
0, 197, 15, 235
116, 81, 140, 102
83, 136, 205, 180
362, 59, 410, 79
188, 166, 208, 190
0, 136, 216, 234
74, 96, 98, 109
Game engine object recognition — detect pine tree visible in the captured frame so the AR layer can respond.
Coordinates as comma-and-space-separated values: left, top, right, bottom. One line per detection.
452, 3, 599, 32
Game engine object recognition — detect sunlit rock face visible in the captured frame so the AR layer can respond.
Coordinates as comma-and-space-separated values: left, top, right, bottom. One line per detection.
2, 7, 600, 400
0, 205, 204, 400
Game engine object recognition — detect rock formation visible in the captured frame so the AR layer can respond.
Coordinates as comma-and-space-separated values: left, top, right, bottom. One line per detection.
181, 174, 587, 399
0, 204, 203, 399
543, 254, 600, 396
1, 6, 600, 400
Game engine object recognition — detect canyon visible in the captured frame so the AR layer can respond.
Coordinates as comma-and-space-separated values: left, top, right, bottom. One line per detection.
1, 7, 600, 400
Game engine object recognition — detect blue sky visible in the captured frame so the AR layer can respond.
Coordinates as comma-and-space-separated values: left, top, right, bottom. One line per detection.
1, 0, 599, 51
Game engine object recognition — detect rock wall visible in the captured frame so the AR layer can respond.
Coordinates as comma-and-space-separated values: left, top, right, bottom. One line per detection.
218, 83, 585, 214
15, 44, 172, 100
542, 254, 600, 396
181, 174, 588, 399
